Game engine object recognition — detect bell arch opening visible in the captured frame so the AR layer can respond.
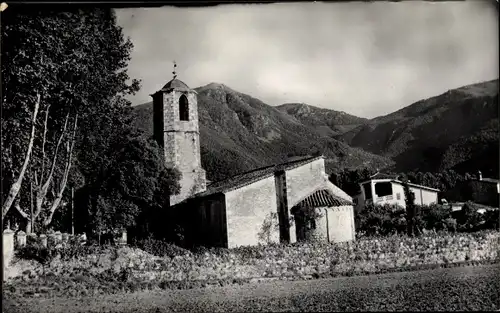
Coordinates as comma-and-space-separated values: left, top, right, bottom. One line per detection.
179, 94, 189, 121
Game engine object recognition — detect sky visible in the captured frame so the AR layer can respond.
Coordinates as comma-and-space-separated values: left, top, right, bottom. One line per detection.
116, 1, 498, 118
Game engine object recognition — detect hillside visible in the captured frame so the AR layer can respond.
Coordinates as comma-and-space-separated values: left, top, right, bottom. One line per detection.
338, 79, 499, 176
276, 103, 368, 137
132, 83, 393, 181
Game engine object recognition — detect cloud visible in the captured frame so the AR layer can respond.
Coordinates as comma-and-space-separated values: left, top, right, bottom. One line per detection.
116, 1, 498, 118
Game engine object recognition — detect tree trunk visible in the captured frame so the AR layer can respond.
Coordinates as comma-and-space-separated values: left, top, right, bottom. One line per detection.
32, 111, 71, 224
2, 94, 41, 218
44, 113, 78, 227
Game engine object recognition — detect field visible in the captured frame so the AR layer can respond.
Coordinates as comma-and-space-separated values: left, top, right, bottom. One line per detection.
3, 264, 499, 312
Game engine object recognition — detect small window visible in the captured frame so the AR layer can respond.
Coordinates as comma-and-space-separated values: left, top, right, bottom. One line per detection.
396, 193, 401, 200
179, 94, 189, 121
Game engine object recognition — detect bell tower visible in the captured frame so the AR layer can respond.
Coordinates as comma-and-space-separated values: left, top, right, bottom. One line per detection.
151, 62, 207, 205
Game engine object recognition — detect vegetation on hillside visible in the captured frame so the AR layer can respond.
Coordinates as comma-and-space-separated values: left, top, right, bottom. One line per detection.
133, 84, 393, 181
276, 102, 368, 136
338, 80, 499, 175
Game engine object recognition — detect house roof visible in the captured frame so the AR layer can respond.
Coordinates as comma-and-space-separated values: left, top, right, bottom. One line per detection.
359, 173, 440, 192
369, 172, 399, 180
480, 178, 500, 184
190, 155, 325, 200
294, 189, 353, 208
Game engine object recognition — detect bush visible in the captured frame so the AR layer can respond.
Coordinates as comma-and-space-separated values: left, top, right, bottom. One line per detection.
131, 236, 190, 258
15, 242, 57, 265
356, 202, 498, 237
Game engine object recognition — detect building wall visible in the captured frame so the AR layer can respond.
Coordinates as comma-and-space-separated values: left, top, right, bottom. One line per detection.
191, 194, 227, 247
285, 158, 353, 243
326, 205, 355, 243
409, 186, 439, 206
309, 207, 329, 242
225, 176, 279, 248
359, 180, 437, 209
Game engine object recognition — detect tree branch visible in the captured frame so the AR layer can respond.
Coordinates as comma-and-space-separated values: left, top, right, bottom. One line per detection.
40, 104, 51, 183
44, 113, 78, 226
42, 111, 70, 193
13, 198, 29, 220
2, 94, 41, 219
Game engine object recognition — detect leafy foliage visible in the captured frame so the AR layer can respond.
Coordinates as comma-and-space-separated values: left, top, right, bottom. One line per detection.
130, 236, 191, 258
2, 8, 180, 237
355, 203, 498, 237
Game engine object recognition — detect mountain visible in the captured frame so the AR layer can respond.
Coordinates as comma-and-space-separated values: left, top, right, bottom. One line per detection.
276, 103, 368, 137
132, 83, 393, 182
337, 79, 499, 176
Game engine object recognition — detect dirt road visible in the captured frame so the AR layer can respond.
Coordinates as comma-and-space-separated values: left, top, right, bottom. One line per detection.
4, 264, 499, 312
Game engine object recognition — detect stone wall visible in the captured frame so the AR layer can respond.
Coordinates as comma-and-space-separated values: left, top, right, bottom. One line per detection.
15, 231, 498, 287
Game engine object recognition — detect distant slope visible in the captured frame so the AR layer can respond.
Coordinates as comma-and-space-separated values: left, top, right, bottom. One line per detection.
276, 103, 368, 137
132, 83, 393, 181
338, 79, 499, 176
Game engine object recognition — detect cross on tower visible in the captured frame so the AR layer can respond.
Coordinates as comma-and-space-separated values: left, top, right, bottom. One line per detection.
172, 61, 177, 79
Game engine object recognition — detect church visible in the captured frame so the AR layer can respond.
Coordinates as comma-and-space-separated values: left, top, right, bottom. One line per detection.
151, 72, 356, 248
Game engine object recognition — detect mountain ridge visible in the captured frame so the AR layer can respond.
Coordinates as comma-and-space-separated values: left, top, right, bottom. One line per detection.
132, 83, 393, 181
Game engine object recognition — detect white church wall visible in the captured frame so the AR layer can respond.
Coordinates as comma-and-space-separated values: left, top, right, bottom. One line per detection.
326, 205, 355, 243
285, 158, 353, 243
225, 175, 279, 248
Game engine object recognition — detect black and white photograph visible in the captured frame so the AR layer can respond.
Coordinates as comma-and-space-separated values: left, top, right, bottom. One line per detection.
1, 1, 499, 312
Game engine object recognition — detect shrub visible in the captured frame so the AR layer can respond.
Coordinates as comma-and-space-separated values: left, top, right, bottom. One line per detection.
15, 242, 57, 266
131, 236, 190, 258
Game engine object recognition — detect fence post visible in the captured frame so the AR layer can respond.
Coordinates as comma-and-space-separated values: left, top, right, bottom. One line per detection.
39, 234, 48, 248
3, 229, 15, 267
16, 231, 27, 248
54, 231, 62, 243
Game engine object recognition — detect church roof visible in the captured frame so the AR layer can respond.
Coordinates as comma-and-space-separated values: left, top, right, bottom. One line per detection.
294, 189, 353, 208
192, 155, 325, 199
162, 78, 190, 90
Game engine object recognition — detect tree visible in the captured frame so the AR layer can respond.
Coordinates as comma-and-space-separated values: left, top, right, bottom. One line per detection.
402, 179, 419, 236
1, 8, 140, 230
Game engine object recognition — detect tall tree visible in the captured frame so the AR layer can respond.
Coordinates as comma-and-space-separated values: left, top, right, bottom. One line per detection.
1, 8, 140, 229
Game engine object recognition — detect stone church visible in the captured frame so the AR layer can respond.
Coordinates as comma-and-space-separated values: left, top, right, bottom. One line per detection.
151, 74, 356, 248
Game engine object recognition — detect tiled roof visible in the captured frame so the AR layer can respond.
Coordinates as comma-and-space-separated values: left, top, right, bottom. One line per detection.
192, 155, 324, 199
161, 78, 191, 91
294, 189, 353, 208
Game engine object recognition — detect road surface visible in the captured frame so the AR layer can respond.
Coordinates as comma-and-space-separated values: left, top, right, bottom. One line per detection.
4, 264, 499, 312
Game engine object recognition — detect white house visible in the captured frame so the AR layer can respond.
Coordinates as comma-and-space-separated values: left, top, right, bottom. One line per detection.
353, 173, 439, 211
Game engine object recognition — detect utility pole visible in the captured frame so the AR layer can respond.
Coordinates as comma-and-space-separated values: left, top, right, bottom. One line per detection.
71, 187, 74, 235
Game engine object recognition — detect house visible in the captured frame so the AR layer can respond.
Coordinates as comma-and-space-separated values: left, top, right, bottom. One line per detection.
468, 171, 499, 207
151, 73, 355, 248
442, 171, 499, 208
354, 172, 439, 211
